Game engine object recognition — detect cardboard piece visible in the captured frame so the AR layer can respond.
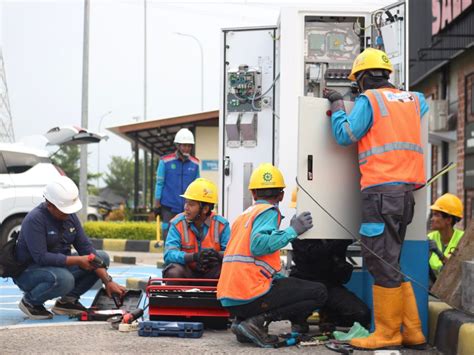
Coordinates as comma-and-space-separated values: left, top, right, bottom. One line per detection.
431, 221, 474, 311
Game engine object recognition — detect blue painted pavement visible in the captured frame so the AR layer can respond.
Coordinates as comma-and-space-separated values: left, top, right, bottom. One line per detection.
0, 265, 161, 327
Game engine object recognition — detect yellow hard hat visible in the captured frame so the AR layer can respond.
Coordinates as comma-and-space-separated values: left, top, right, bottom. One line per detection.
430, 193, 463, 219
248, 163, 286, 190
348, 48, 393, 81
181, 178, 218, 204
289, 187, 298, 208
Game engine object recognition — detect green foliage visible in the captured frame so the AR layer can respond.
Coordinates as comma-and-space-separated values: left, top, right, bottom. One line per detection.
51, 145, 103, 190
104, 156, 135, 199
84, 221, 156, 240
51, 145, 80, 185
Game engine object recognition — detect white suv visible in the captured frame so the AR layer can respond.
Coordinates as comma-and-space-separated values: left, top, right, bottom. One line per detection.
0, 143, 63, 245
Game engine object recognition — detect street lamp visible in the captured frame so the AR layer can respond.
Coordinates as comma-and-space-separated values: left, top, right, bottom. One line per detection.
174, 32, 204, 112
97, 110, 112, 188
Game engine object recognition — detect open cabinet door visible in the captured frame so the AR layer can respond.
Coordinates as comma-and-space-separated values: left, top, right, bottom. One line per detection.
371, 0, 407, 89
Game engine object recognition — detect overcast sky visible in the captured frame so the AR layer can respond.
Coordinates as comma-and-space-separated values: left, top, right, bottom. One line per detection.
1, 0, 393, 185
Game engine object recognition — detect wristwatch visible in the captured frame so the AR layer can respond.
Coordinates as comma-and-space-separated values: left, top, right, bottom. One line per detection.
104, 274, 113, 285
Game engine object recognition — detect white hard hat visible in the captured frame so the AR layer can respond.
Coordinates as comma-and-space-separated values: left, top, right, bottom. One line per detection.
43, 176, 83, 214
174, 128, 195, 144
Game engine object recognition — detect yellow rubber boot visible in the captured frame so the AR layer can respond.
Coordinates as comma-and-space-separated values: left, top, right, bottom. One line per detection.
401, 282, 427, 348
350, 285, 403, 350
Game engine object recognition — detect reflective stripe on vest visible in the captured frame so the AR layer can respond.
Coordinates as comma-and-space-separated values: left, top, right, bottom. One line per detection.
223, 254, 278, 276
217, 203, 282, 302
357, 88, 426, 190
358, 142, 424, 162
174, 213, 223, 254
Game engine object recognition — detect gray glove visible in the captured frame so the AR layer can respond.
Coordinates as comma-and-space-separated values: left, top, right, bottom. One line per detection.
323, 88, 345, 114
428, 239, 445, 260
290, 211, 313, 236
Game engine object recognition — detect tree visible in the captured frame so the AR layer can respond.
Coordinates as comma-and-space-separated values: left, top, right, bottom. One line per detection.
50, 145, 102, 195
104, 156, 135, 199
50, 145, 80, 185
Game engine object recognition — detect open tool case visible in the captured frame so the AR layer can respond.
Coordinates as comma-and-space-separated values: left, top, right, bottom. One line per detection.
146, 278, 230, 329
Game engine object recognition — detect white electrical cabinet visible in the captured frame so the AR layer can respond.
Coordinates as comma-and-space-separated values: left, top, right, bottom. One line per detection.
219, 1, 427, 241
296, 97, 360, 239
219, 27, 277, 224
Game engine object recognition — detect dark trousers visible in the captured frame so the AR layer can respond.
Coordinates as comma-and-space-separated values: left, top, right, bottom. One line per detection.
360, 184, 415, 287
319, 285, 371, 328
226, 277, 327, 324
162, 262, 221, 280
161, 205, 177, 243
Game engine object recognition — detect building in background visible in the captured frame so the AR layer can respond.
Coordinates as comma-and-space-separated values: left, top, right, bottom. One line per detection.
108, 110, 218, 212
410, 0, 473, 225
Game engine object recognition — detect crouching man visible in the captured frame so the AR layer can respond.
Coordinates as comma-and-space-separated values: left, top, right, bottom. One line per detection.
217, 163, 328, 348
163, 178, 230, 280
14, 176, 126, 319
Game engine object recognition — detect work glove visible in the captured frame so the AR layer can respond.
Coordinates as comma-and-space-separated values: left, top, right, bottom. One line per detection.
290, 211, 313, 236
428, 239, 445, 260
193, 249, 220, 273
323, 88, 345, 114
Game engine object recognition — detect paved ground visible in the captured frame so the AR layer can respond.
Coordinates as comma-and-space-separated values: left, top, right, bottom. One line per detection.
0, 251, 439, 354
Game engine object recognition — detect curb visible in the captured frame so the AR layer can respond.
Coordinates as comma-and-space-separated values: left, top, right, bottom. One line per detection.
125, 278, 148, 291
429, 301, 474, 355
90, 238, 163, 253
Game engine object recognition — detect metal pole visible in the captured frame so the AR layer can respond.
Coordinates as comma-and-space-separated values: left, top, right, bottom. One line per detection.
174, 32, 204, 111
79, 0, 90, 223
96, 111, 112, 188
144, 0, 147, 120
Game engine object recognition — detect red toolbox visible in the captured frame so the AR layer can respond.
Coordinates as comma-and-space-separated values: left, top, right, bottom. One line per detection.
146, 278, 230, 329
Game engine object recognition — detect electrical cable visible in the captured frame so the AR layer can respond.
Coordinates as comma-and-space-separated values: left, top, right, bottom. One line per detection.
294, 160, 458, 295
251, 72, 280, 111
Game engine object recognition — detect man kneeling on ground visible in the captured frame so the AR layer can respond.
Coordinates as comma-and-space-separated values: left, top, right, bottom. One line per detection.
217, 163, 328, 348
163, 178, 230, 280
13, 176, 126, 319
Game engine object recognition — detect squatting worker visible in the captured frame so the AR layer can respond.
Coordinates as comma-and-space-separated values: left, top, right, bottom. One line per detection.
155, 128, 200, 242
217, 163, 328, 348
163, 178, 230, 280
288, 188, 371, 330
323, 48, 428, 350
428, 193, 464, 280
14, 176, 125, 320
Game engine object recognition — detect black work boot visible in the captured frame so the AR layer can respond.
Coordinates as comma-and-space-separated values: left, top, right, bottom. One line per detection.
237, 314, 280, 348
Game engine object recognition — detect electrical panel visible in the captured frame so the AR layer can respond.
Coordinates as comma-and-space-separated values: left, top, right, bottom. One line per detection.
227, 65, 262, 112
304, 18, 361, 98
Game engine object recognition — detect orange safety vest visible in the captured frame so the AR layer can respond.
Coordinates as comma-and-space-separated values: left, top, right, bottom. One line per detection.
173, 213, 226, 270
358, 88, 426, 190
217, 203, 282, 302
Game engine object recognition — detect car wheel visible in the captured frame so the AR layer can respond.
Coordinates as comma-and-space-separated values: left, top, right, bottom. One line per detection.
87, 214, 98, 221
0, 216, 24, 246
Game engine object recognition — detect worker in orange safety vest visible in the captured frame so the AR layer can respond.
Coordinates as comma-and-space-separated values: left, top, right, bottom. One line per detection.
163, 178, 230, 280
323, 48, 429, 350
217, 164, 328, 348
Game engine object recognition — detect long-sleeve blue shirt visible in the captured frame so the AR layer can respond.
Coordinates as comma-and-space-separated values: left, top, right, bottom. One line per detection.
154, 152, 200, 213
330, 91, 428, 146
164, 213, 230, 265
220, 200, 298, 307
15, 202, 95, 267
249, 201, 298, 256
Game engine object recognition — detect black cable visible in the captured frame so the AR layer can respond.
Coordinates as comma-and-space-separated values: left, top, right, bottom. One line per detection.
295, 177, 432, 294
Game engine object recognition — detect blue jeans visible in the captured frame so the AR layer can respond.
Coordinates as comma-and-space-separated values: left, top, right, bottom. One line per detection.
14, 250, 110, 306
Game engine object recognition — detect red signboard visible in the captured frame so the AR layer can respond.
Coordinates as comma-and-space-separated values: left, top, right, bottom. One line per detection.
432, 0, 473, 35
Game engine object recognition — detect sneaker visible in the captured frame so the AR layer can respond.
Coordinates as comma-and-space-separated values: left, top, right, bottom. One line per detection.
51, 299, 87, 316
19, 298, 53, 320
237, 315, 280, 348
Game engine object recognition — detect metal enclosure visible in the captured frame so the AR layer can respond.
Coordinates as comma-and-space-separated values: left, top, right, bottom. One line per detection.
275, 2, 412, 230
296, 97, 360, 239
219, 27, 277, 223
